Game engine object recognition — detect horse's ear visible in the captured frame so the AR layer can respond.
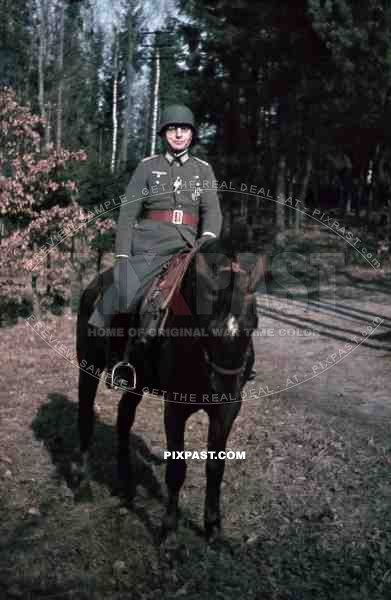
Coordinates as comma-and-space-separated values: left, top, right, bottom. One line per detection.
248, 254, 267, 292
221, 223, 250, 254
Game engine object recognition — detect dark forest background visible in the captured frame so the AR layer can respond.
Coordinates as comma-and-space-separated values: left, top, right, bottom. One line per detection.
1, 0, 391, 318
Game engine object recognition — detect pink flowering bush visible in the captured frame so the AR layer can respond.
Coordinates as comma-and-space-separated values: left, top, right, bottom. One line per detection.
0, 87, 114, 317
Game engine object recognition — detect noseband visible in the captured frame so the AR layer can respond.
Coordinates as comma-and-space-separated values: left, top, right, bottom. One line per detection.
202, 340, 252, 377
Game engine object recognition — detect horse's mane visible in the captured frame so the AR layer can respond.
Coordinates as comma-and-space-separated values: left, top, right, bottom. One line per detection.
184, 223, 256, 318
198, 223, 254, 260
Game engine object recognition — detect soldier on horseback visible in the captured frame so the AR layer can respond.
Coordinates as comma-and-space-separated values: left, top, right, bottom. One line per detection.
88, 104, 223, 389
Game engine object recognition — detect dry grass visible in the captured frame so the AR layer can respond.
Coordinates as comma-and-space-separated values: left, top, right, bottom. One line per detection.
1, 264, 391, 599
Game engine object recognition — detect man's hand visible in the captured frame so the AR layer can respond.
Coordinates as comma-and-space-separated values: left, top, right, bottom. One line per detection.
195, 233, 215, 248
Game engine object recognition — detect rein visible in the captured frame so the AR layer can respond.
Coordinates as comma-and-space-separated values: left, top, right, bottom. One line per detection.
219, 261, 246, 275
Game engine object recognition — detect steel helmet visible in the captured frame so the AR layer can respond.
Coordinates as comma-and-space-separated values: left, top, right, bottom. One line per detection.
158, 104, 196, 136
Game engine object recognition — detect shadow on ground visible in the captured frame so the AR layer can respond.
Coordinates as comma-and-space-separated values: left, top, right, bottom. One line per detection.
1, 393, 391, 599
31, 392, 165, 503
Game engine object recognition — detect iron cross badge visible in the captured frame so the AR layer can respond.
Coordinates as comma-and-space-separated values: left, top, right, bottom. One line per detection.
192, 180, 203, 203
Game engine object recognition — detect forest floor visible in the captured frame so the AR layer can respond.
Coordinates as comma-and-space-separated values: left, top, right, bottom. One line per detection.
2, 231, 391, 599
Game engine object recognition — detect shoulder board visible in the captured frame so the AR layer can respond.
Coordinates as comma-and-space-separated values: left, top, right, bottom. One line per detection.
142, 154, 159, 162
193, 156, 210, 166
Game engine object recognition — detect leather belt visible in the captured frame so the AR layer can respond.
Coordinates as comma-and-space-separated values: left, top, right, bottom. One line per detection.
144, 209, 199, 226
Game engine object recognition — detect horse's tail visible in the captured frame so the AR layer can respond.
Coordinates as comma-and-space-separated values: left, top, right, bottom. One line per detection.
77, 268, 114, 318
78, 275, 101, 318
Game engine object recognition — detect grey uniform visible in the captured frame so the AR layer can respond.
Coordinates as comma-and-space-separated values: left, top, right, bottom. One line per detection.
89, 149, 222, 328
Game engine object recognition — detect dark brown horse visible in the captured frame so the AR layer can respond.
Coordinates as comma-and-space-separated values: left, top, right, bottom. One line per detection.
75, 234, 263, 541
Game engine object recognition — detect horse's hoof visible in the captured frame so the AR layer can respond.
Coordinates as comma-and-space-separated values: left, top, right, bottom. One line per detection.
160, 529, 178, 547
70, 458, 91, 489
160, 529, 191, 565
205, 521, 222, 544
69, 461, 83, 488
160, 511, 179, 548
161, 511, 178, 539
114, 478, 136, 502
74, 479, 93, 503
159, 530, 180, 564
112, 478, 136, 503
115, 459, 137, 500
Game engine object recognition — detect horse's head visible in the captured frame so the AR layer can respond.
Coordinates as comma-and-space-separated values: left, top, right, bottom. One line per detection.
184, 226, 265, 395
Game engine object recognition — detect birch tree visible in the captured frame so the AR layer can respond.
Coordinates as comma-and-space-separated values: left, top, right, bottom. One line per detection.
37, 0, 50, 148
111, 30, 119, 174
150, 41, 160, 156
56, 0, 65, 151
119, 9, 135, 167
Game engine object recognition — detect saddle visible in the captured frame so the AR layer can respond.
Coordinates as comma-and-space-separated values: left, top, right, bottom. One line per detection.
138, 247, 198, 344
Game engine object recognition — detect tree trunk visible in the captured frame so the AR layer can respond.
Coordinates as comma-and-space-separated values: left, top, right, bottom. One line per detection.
367, 144, 381, 219
275, 153, 287, 245
366, 158, 374, 220
356, 171, 364, 217
150, 44, 160, 156
296, 152, 312, 231
25, 0, 35, 102
38, 0, 50, 149
287, 170, 295, 227
46, 253, 51, 296
120, 13, 134, 167
31, 243, 41, 318
56, 1, 65, 152
98, 126, 103, 165
111, 32, 119, 174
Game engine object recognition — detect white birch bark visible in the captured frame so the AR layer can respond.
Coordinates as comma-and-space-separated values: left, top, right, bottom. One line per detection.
111, 32, 119, 174
38, 0, 50, 148
56, 1, 65, 151
150, 45, 160, 156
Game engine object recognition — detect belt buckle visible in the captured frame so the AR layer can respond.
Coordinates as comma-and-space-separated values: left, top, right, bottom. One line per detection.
172, 209, 184, 224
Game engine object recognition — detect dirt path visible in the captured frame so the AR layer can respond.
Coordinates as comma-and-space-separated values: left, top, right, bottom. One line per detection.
1, 269, 391, 599
254, 270, 391, 417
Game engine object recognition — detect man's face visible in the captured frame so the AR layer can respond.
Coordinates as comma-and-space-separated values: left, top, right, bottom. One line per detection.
164, 124, 193, 152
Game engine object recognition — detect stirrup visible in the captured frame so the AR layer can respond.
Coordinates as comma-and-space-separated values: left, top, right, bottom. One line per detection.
110, 361, 137, 392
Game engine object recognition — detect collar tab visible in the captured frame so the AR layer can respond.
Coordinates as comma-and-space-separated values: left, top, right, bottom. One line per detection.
164, 149, 189, 165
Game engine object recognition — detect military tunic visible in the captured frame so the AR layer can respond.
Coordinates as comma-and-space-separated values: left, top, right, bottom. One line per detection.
88, 149, 222, 328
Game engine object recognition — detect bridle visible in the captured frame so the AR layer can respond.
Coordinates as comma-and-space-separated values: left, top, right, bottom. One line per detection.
202, 340, 252, 377
193, 258, 254, 383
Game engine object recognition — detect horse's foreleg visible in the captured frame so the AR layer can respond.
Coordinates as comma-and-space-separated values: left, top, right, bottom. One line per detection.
204, 403, 241, 540
116, 389, 143, 500
162, 402, 187, 537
